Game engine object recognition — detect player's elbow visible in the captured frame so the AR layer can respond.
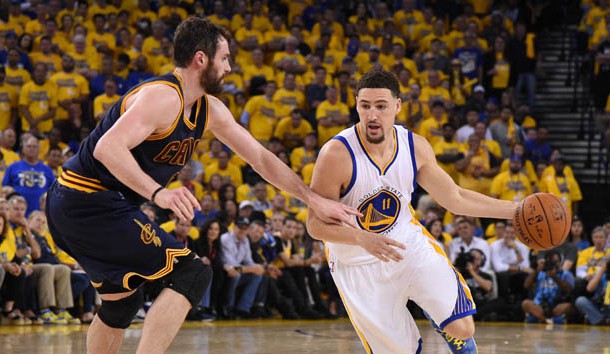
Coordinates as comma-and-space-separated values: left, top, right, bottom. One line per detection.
93, 136, 113, 164
306, 212, 324, 241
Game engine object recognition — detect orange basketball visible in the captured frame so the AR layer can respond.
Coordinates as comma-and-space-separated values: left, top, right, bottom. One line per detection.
513, 193, 571, 251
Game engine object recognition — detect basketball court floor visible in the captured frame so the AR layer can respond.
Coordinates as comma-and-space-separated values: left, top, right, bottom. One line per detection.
0, 319, 608, 353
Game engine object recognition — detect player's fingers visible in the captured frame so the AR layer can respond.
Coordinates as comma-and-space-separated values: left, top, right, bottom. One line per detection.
174, 198, 193, 221
385, 247, 403, 262
343, 205, 363, 218
182, 188, 201, 210
385, 238, 406, 250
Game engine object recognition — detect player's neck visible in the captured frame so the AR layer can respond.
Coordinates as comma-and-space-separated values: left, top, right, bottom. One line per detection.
174, 68, 205, 105
363, 129, 395, 160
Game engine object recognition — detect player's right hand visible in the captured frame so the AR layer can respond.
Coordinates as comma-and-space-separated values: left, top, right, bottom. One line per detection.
356, 232, 405, 262
154, 187, 200, 221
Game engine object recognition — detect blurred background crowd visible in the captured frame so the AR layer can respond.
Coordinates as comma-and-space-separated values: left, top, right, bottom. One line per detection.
0, 0, 608, 328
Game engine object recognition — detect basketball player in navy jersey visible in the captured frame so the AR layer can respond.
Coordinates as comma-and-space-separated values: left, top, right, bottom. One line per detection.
307, 70, 519, 354
46, 18, 358, 354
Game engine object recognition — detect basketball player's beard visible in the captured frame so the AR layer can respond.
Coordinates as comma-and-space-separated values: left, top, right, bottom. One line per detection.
366, 130, 385, 144
199, 62, 223, 95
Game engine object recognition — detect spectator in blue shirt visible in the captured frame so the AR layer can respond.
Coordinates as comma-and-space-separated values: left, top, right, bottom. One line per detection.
575, 255, 610, 325
525, 126, 552, 165
89, 56, 127, 99
3, 137, 55, 215
220, 217, 264, 318
452, 30, 484, 82
126, 55, 154, 90
522, 251, 575, 324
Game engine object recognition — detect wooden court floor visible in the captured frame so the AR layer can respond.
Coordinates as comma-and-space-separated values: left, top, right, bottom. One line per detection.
0, 319, 608, 353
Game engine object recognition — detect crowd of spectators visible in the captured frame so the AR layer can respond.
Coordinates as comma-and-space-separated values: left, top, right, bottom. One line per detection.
0, 0, 607, 327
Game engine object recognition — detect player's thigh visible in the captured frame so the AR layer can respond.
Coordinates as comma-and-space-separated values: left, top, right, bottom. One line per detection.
332, 260, 421, 353
408, 249, 473, 329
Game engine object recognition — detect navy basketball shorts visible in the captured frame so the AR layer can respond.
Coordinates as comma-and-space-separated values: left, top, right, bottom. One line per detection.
46, 180, 191, 294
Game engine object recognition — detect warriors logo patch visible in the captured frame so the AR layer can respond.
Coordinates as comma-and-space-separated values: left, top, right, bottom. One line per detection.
357, 190, 401, 233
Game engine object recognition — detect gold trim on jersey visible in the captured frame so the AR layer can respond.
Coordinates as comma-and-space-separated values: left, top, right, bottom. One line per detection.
202, 94, 210, 134
183, 97, 199, 131
121, 248, 191, 290
119, 80, 185, 142
91, 280, 103, 288
355, 125, 398, 175
58, 170, 108, 193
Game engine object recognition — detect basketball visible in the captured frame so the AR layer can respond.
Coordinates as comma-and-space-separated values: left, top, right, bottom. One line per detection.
513, 193, 571, 250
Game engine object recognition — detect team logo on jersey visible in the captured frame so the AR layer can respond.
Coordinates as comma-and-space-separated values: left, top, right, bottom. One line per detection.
133, 219, 162, 247
357, 189, 401, 233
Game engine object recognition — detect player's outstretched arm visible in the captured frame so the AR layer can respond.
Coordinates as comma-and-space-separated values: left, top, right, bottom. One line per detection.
306, 140, 405, 262
94, 85, 200, 220
207, 95, 360, 227
414, 133, 517, 219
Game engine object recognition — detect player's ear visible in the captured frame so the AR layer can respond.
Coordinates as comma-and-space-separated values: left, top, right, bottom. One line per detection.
195, 51, 207, 66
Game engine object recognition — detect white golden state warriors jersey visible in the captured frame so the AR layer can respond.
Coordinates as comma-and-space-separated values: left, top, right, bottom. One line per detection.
327, 125, 428, 265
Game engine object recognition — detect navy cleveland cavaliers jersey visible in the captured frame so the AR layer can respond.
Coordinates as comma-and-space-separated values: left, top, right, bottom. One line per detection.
63, 71, 208, 204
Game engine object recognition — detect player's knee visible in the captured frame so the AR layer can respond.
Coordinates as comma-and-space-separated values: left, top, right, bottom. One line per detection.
165, 255, 212, 307
444, 317, 475, 340
97, 289, 143, 329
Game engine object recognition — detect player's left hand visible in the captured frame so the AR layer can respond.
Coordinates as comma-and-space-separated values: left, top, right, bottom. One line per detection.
154, 187, 201, 221
310, 194, 362, 229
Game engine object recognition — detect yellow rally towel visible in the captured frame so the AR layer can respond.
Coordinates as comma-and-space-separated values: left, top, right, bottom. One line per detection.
526, 33, 536, 59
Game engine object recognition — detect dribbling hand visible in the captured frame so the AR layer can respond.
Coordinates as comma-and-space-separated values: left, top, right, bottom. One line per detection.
154, 187, 201, 221
356, 232, 406, 262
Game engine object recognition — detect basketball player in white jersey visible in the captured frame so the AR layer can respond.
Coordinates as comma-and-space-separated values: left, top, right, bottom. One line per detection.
307, 70, 518, 354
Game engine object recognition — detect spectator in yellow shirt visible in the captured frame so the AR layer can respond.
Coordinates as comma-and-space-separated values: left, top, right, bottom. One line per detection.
204, 150, 243, 187
4, 48, 31, 91
274, 109, 313, 150
206, 1, 231, 29
418, 100, 448, 146
455, 134, 500, 196
88, 14, 116, 57
290, 132, 317, 174
19, 63, 57, 134
38, 127, 67, 161
45, 145, 64, 177
242, 47, 275, 93
433, 124, 463, 183
316, 86, 350, 146
234, 12, 264, 66
273, 36, 307, 75
273, 72, 307, 118
49, 55, 89, 137
93, 77, 120, 123
158, 0, 188, 22
576, 227, 610, 281
539, 157, 582, 218
397, 83, 429, 131
265, 14, 291, 53
0, 128, 20, 166
25, 3, 48, 38
67, 34, 99, 80
30, 36, 62, 78
143, 20, 166, 60
0, 66, 18, 132
490, 155, 532, 202
419, 69, 452, 106
240, 81, 281, 143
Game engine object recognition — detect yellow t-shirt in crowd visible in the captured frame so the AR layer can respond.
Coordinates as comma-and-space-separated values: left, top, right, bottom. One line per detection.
19, 81, 58, 133
433, 140, 463, 183
490, 171, 532, 201
316, 100, 349, 146
243, 95, 280, 141
160, 220, 200, 240
273, 88, 307, 118
48, 71, 90, 120
0, 84, 18, 131
5, 66, 31, 90
273, 117, 313, 149
290, 147, 316, 173
93, 93, 121, 121
204, 162, 243, 187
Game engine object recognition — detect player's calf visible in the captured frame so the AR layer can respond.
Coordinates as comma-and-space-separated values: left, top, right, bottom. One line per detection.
425, 312, 478, 354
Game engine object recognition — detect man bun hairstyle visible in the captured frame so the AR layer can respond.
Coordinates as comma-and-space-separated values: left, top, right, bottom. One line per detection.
356, 69, 400, 98
173, 17, 231, 68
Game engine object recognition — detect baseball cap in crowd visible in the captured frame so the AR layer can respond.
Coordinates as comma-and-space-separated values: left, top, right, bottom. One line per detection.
239, 200, 254, 210
473, 85, 485, 93
235, 217, 250, 227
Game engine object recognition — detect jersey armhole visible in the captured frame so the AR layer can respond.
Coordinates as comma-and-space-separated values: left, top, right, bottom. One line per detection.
408, 130, 418, 191
332, 136, 357, 198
